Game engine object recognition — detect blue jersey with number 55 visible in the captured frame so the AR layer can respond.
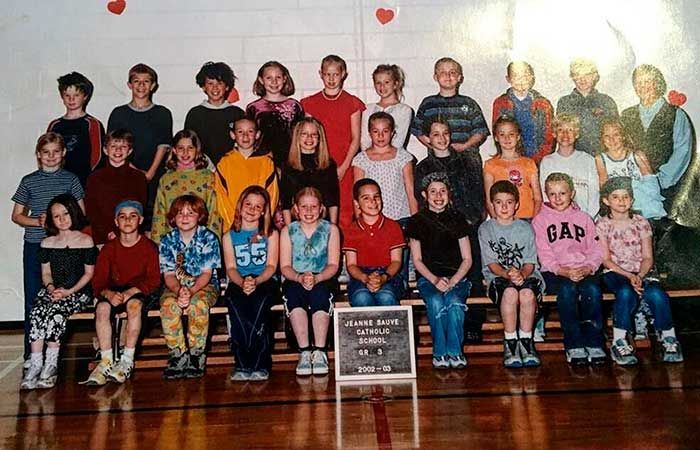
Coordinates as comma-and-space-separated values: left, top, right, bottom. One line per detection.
229, 228, 269, 277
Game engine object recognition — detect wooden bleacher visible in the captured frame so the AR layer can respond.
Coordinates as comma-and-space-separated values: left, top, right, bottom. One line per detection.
69, 286, 700, 369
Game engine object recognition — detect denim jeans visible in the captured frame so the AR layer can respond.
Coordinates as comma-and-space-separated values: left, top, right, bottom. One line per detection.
225, 279, 277, 372
602, 272, 673, 332
348, 267, 403, 307
23, 242, 42, 360
542, 272, 604, 350
397, 217, 411, 289
417, 277, 471, 357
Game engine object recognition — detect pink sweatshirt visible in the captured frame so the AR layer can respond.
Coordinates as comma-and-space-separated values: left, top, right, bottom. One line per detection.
532, 203, 602, 274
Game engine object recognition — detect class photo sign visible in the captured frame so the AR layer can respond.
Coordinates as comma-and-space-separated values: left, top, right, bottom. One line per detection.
334, 306, 417, 381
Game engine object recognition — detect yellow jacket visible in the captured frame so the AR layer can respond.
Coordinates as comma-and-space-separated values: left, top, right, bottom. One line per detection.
214, 149, 278, 231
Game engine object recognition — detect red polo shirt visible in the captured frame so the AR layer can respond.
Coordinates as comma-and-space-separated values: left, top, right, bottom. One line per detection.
342, 215, 405, 268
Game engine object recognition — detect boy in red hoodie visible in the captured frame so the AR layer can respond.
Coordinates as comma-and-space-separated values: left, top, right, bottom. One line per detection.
532, 172, 606, 367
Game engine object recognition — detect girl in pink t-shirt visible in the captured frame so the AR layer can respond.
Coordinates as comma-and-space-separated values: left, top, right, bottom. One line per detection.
596, 177, 683, 365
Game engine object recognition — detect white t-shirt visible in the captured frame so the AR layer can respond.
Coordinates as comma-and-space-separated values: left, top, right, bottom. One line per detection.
360, 102, 414, 151
540, 150, 600, 217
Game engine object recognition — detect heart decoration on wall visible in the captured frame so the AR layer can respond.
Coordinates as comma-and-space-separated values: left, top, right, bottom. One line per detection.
668, 90, 687, 107
107, 0, 126, 15
375, 8, 395, 25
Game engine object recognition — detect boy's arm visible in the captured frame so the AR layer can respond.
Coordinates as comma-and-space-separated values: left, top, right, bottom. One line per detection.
344, 251, 369, 285
483, 171, 496, 218
531, 216, 560, 274
140, 242, 162, 295
532, 100, 555, 164
594, 155, 608, 187
145, 145, 169, 181
11, 203, 42, 228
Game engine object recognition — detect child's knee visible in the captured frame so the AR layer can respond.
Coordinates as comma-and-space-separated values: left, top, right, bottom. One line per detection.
95, 302, 112, 322
126, 299, 143, 317
519, 288, 536, 305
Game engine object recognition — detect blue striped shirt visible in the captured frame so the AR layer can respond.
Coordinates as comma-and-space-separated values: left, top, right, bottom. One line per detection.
12, 169, 84, 243
411, 94, 490, 145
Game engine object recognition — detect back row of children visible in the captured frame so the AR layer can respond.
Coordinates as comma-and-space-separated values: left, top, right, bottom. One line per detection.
13, 55, 683, 384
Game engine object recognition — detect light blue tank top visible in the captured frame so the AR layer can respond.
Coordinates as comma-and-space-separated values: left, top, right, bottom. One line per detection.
288, 220, 330, 273
229, 228, 268, 277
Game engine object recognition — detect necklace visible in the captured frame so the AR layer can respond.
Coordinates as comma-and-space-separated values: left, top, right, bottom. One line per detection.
321, 90, 342, 101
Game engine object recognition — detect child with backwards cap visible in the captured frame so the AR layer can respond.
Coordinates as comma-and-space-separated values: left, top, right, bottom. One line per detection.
85, 200, 160, 385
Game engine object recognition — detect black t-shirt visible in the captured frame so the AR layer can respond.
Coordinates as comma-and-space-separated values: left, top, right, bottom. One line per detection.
280, 153, 339, 209
405, 208, 471, 277
184, 103, 244, 165
107, 104, 173, 171
47, 115, 105, 187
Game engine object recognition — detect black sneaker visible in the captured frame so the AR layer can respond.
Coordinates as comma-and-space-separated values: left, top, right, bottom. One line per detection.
163, 349, 189, 379
186, 349, 206, 378
518, 338, 541, 367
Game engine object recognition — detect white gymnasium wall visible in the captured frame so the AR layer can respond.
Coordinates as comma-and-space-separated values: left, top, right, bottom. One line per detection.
0, 0, 697, 321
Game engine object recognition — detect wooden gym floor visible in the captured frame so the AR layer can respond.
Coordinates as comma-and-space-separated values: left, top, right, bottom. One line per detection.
0, 330, 698, 450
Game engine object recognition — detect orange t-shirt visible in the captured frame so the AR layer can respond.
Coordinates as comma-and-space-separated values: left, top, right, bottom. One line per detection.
484, 156, 538, 218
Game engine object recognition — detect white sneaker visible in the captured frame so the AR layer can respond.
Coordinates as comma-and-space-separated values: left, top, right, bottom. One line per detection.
108, 359, 134, 384
311, 349, 329, 375
296, 351, 313, 376
20, 360, 42, 390
36, 362, 58, 389
83, 359, 113, 386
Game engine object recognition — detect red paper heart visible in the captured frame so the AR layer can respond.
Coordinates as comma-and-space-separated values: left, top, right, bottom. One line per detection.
107, 0, 126, 15
227, 87, 240, 104
668, 90, 687, 106
376, 8, 395, 25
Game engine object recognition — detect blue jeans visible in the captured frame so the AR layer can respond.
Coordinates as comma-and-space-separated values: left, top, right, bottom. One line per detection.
542, 272, 604, 350
602, 272, 674, 332
225, 279, 278, 372
397, 217, 411, 289
417, 277, 471, 357
348, 267, 403, 307
23, 242, 42, 360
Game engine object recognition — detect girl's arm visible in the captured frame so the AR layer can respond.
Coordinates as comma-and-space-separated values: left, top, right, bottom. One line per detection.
282, 210, 293, 226
222, 232, 245, 288
409, 238, 438, 284
328, 206, 339, 224
315, 224, 340, 282
40, 262, 55, 294
637, 232, 655, 279
483, 171, 495, 218
11, 203, 42, 228
634, 151, 654, 176
353, 166, 365, 183
402, 161, 419, 215
279, 227, 298, 281
254, 230, 279, 285
77, 198, 86, 214
448, 236, 473, 287
594, 155, 608, 187
338, 110, 362, 180
530, 168, 542, 216
54, 263, 95, 299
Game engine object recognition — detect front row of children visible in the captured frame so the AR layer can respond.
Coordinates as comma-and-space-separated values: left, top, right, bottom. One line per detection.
20, 170, 683, 389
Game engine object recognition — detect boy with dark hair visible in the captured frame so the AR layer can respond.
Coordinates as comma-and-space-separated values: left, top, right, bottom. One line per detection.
85, 200, 160, 385
107, 63, 173, 229
478, 180, 544, 368
85, 129, 148, 245
47, 71, 105, 187
343, 179, 405, 307
185, 61, 245, 165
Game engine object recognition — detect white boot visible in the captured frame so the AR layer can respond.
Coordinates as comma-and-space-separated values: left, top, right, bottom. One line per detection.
20, 353, 43, 390
37, 347, 59, 389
